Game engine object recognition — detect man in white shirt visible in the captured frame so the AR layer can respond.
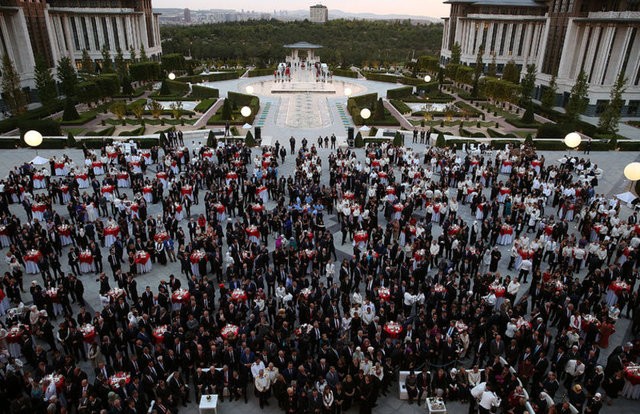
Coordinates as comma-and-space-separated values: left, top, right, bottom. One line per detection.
478, 384, 501, 414
251, 357, 266, 379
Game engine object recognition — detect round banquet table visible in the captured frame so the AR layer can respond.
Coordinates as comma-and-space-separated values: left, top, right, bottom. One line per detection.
531, 159, 541, 174
54, 162, 67, 176
354, 231, 368, 249
497, 225, 514, 245
33, 173, 46, 189
109, 372, 131, 389
221, 324, 239, 340
117, 173, 130, 188
104, 225, 120, 248
174, 204, 183, 221
129, 160, 142, 174
79, 251, 94, 274
107, 288, 127, 302
100, 185, 114, 201
607, 281, 631, 306
190, 251, 206, 277
623, 365, 640, 399
76, 173, 89, 188
214, 203, 226, 221
31, 203, 47, 221
59, 185, 71, 204
92, 161, 104, 176
42, 374, 65, 392
156, 172, 168, 189
497, 187, 511, 203
384, 322, 403, 339
231, 289, 247, 303
45, 288, 63, 315
490, 285, 506, 308
246, 226, 260, 244
256, 186, 268, 203
226, 172, 238, 184
0, 225, 10, 247
7, 325, 27, 356
24, 250, 42, 274
202, 150, 213, 162
501, 160, 513, 174
181, 185, 193, 201
153, 326, 168, 344
378, 287, 391, 302
135, 251, 151, 273
171, 289, 191, 311
143, 186, 153, 203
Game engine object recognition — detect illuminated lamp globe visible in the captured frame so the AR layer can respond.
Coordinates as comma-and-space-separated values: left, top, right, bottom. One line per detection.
424, 75, 432, 83
245, 85, 254, 94
168, 72, 176, 80
240, 106, 252, 117
24, 130, 43, 147
564, 132, 581, 149
344, 87, 352, 97
624, 162, 640, 181
360, 108, 371, 120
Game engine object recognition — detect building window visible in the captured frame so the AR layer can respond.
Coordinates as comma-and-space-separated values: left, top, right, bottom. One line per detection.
92, 17, 100, 50
81, 17, 90, 50
70, 17, 80, 51
595, 100, 609, 115
621, 28, 637, 76
102, 18, 109, 49
112, 17, 120, 50
628, 101, 640, 116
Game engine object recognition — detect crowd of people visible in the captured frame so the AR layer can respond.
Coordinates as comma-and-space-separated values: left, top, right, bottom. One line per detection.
0, 132, 638, 414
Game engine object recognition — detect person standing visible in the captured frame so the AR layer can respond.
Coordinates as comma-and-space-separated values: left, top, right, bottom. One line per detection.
255, 368, 271, 409
289, 136, 296, 154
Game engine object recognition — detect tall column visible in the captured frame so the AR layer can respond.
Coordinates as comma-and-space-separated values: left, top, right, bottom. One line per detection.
593, 25, 615, 85
579, 25, 600, 80
495, 23, 504, 55
504, 23, 513, 55
522, 23, 533, 62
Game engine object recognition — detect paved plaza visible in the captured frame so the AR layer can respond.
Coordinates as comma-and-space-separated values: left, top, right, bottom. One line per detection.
1, 136, 639, 413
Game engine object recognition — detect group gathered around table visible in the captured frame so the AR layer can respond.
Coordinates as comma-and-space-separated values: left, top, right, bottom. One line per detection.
0, 131, 638, 414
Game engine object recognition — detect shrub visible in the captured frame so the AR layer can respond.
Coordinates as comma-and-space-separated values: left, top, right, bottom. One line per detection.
190, 85, 219, 100
387, 86, 413, 100
393, 131, 403, 146
332, 68, 358, 78
194, 99, 217, 113
524, 134, 533, 146
247, 68, 276, 77
18, 119, 61, 137
390, 99, 411, 114
245, 130, 256, 146
522, 106, 535, 124
118, 126, 146, 136
206, 130, 216, 147
435, 132, 446, 148
487, 128, 517, 139
85, 126, 115, 137
354, 132, 364, 148
618, 141, 640, 151
62, 99, 80, 121
67, 132, 76, 147
537, 122, 565, 139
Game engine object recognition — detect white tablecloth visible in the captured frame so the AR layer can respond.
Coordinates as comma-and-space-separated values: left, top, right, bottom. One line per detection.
80, 262, 93, 274
25, 261, 39, 274
198, 395, 218, 414
137, 260, 152, 274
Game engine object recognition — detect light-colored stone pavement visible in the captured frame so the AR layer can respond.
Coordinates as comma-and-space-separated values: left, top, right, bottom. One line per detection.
1, 139, 640, 413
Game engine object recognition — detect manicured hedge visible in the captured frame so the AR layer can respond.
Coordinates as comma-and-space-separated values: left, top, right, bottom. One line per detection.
389, 100, 412, 114
386, 86, 413, 100
506, 117, 541, 128
85, 126, 116, 137
177, 71, 241, 83
79, 138, 114, 149
19, 119, 62, 136
332, 68, 358, 78
487, 128, 517, 139
194, 99, 217, 113
248, 68, 276, 77
454, 101, 482, 117
189, 85, 219, 100
364, 72, 401, 83
118, 126, 146, 137
617, 141, 640, 151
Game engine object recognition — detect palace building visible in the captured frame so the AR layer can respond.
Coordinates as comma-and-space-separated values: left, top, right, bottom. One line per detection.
0, 0, 161, 90
441, 0, 640, 117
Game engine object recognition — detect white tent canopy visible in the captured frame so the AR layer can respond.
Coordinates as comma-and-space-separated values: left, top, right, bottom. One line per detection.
616, 191, 637, 204
242, 123, 253, 129
30, 156, 49, 165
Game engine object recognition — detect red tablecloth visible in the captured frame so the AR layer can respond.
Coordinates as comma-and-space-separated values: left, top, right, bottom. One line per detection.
0, 225, 7, 236
372, 160, 380, 167
79, 251, 93, 264
470, 160, 480, 166
104, 226, 120, 236
101, 185, 114, 194
384, 322, 403, 338
190, 250, 206, 264
134, 251, 150, 264
143, 186, 153, 194
117, 173, 129, 180
172, 289, 191, 304
500, 188, 511, 195
500, 225, 513, 235
107, 152, 118, 159
378, 287, 391, 302
226, 172, 238, 180
24, 250, 42, 262
76, 173, 88, 180
354, 231, 368, 243
57, 225, 71, 236
153, 326, 168, 343
433, 284, 446, 293
221, 324, 239, 339
109, 372, 131, 388
32, 203, 47, 213
344, 192, 355, 200
393, 204, 404, 212
156, 172, 167, 180
246, 226, 260, 238
490, 285, 506, 297
92, 162, 102, 168
7, 325, 28, 343
45, 288, 59, 303
448, 225, 461, 236
214, 203, 225, 213
54, 162, 65, 170
33, 173, 45, 180
378, 171, 388, 178
80, 324, 96, 342
181, 186, 193, 196
107, 288, 126, 300
609, 281, 631, 294
502, 160, 513, 166
385, 186, 396, 195
231, 289, 247, 302
154, 232, 169, 243
624, 365, 640, 386
43, 374, 65, 392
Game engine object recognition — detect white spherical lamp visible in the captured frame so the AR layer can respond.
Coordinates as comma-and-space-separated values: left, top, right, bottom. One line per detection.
424, 75, 432, 83
624, 162, 640, 182
360, 108, 371, 120
344, 87, 352, 97
245, 85, 254, 94
240, 106, 252, 117
168, 72, 176, 80
564, 132, 581, 149
24, 130, 43, 148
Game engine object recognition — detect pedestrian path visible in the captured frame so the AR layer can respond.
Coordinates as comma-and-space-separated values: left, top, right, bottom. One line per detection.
255, 101, 272, 128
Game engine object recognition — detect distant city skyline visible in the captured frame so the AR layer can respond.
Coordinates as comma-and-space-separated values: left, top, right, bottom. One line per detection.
153, 0, 451, 18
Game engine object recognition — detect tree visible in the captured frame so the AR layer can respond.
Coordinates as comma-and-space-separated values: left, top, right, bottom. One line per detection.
245, 130, 256, 146
565, 69, 589, 126
206, 130, 216, 147
221, 98, 232, 120
354, 131, 364, 148
487, 53, 497, 78
131, 102, 145, 126
62, 98, 79, 121
1, 54, 27, 115
114, 46, 127, 80
541, 75, 558, 110
129, 45, 137, 62
451, 42, 461, 65
148, 100, 164, 121
57, 56, 79, 98
80, 49, 94, 74
139, 45, 148, 62
472, 48, 484, 98
169, 101, 183, 124
435, 132, 446, 148
373, 98, 385, 121
34, 56, 57, 110
67, 132, 77, 148
598, 71, 627, 135
159, 80, 171, 96
110, 101, 127, 126
101, 44, 113, 73
502, 60, 520, 84
520, 64, 537, 124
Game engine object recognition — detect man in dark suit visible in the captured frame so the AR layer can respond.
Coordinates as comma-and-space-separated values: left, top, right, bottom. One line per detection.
473, 336, 488, 368
168, 370, 190, 407
489, 335, 505, 358
417, 367, 431, 403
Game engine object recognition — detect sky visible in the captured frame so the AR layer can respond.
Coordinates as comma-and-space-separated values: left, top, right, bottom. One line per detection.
153, 0, 451, 18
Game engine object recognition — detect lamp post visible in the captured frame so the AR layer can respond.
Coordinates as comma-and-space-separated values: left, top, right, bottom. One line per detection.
359, 108, 371, 138
624, 162, 640, 191
424, 75, 432, 83
24, 130, 43, 155
240, 106, 252, 145
168, 72, 176, 81
245, 85, 254, 95
564, 132, 581, 149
